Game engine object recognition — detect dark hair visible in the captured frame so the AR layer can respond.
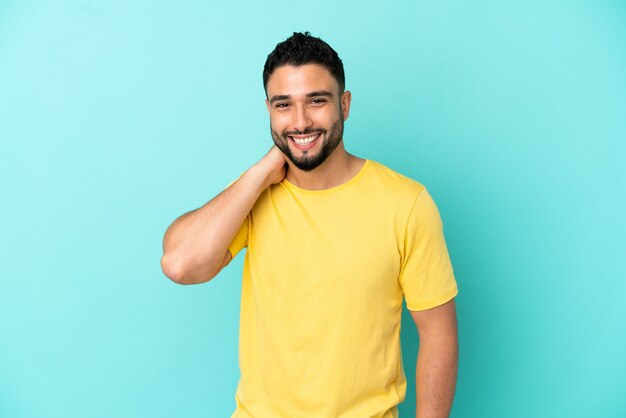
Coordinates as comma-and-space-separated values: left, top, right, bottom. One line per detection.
263, 31, 345, 96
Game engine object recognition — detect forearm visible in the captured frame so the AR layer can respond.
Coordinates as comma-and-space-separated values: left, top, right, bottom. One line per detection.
415, 332, 458, 418
161, 164, 269, 283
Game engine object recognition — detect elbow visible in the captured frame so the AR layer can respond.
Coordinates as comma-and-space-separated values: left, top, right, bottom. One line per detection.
160, 253, 217, 285
161, 253, 186, 284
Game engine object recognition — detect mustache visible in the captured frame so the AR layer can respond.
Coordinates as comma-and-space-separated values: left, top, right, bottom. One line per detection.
283, 128, 326, 137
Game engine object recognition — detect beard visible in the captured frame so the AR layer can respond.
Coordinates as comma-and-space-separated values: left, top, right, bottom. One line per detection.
270, 113, 344, 172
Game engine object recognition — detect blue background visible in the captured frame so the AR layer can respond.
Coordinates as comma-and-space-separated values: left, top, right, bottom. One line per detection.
1, 1, 625, 417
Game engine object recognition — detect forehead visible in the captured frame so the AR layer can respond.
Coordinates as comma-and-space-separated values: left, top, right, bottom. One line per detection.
266, 64, 338, 97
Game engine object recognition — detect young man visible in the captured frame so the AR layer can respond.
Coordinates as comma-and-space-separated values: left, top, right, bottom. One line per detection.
161, 32, 459, 418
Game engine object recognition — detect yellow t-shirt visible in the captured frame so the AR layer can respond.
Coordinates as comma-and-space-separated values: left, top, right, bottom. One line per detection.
228, 159, 458, 418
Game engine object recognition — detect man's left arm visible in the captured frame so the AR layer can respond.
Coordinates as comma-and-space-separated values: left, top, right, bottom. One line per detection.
410, 298, 459, 418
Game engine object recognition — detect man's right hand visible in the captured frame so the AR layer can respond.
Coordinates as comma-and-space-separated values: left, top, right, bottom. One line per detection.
255, 145, 288, 188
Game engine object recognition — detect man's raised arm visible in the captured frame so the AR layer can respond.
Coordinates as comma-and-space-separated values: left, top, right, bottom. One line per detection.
160, 146, 286, 285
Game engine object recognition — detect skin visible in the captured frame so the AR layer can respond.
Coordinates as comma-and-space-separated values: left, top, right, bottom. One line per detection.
411, 299, 458, 418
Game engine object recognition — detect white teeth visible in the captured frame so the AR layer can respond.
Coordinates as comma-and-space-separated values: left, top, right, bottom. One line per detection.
291, 134, 319, 145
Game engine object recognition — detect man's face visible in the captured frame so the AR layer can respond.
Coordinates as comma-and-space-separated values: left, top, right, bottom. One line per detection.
265, 64, 351, 171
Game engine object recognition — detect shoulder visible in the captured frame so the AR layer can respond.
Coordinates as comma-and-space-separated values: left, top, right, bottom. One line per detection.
365, 159, 426, 200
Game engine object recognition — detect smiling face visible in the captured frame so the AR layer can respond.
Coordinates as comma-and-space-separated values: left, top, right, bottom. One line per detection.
265, 64, 351, 171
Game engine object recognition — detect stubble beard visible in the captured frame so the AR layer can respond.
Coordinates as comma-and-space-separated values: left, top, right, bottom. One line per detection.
270, 114, 344, 172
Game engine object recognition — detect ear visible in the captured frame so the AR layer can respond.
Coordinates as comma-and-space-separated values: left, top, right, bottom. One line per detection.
265, 98, 270, 113
340, 90, 352, 121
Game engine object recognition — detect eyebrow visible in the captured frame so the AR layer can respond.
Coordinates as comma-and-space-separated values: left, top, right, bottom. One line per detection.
269, 90, 334, 104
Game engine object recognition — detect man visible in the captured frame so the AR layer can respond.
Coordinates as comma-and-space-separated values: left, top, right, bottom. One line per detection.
161, 32, 459, 418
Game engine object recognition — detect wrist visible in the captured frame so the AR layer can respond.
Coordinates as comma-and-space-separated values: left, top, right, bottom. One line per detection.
245, 163, 273, 191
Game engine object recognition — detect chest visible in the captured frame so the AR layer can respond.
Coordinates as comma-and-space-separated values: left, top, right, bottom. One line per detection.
246, 195, 404, 306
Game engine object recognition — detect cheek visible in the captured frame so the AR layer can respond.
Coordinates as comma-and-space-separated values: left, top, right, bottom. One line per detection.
320, 109, 341, 125
270, 113, 289, 130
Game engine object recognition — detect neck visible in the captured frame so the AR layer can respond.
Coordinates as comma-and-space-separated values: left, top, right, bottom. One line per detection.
285, 142, 364, 190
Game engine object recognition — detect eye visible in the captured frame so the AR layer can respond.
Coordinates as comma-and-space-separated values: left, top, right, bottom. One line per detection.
310, 98, 326, 105
275, 103, 290, 109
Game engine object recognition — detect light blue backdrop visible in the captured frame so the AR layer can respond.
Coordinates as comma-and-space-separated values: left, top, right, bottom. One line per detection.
1, 1, 624, 417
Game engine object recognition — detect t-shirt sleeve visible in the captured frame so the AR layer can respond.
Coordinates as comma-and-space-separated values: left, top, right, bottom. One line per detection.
399, 186, 458, 311
227, 215, 249, 258
224, 174, 249, 259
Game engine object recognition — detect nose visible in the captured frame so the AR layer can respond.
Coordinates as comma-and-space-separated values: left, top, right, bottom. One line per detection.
292, 104, 313, 133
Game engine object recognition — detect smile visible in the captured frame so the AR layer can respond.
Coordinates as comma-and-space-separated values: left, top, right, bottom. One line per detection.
288, 133, 321, 150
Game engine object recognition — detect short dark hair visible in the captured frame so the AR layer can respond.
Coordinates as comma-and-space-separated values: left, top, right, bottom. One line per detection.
263, 31, 345, 96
